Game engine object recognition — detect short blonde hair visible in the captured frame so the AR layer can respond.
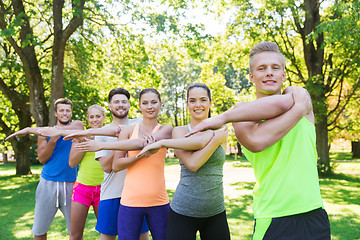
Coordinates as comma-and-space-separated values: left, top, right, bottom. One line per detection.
249, 41, 285, 72
87, 104, 106, 116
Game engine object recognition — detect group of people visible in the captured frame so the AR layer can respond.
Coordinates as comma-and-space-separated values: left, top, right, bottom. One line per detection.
6, 41, 331, 240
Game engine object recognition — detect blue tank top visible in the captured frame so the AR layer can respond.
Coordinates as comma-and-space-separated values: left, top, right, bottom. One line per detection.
41, 136, 78, 182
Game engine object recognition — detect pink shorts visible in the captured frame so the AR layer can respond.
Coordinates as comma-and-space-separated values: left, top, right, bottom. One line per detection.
72, 182, 101, 207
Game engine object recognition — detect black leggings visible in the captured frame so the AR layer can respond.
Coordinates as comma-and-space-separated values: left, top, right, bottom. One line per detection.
166, 208, 230, 240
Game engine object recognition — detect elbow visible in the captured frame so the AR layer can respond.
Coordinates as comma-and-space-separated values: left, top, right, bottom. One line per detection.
246, 145, 266, 153
102, 165, 112, 173
241, 139, 267, 153
69, 162, 78, 168
38, 157, 47, 164
186, 162, 201, 172
112, 161, 123, 173
281, 95, 294, 111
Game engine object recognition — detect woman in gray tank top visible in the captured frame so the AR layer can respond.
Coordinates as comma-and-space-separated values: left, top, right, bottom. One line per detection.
137, 83, 230, 240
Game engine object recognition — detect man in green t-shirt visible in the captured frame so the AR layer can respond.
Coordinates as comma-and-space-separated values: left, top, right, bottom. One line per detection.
187, 42, 330, 239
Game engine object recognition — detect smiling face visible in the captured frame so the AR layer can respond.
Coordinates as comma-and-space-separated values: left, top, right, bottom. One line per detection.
87, 108, 105, 129
108, 94, 130, 119
187, 87, 212, 121
249, 51, 286, 98
139, 91, 162, 119
55, 104, 72, 125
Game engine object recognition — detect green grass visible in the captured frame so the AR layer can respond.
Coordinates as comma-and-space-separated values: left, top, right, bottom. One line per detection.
1, 153, 360, 240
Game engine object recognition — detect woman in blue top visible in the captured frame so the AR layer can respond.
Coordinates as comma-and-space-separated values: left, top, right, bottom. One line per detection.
138, 83, 230, 240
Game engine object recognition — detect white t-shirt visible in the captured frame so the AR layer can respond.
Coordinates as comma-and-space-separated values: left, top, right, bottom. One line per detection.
95, 118, 141, 201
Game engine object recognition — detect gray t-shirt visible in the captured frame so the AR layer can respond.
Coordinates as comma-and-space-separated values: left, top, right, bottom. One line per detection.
95, 119, 141, 201
170, 145, 226, 218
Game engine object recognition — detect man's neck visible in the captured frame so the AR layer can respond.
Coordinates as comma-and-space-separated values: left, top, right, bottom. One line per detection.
56, 121, 70, 127
112, 116, 129, 126
256, 91, 281, 99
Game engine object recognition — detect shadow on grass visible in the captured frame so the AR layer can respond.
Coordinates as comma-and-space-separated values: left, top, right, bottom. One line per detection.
320, 174, 360, 206
0, 173, 39, 239
329, 214, 360, 240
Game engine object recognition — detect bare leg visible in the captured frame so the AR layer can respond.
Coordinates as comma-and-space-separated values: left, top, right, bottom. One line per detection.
34, 233, 47, 240
69, 201, 89, 240
93, 205, 99, 218
100, 234, 116, 240
140, 231, 150, 240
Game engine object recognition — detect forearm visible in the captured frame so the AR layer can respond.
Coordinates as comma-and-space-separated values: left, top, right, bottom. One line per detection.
86, 127, 117, 137
112, 155, 142, 172
223, 94, 293, 123
235, 105, 305, 152
159, 131, 213, 150
69, 148, 85, 168
99, 138, 144, 151
98, 151, 115, 173
37, 139, 57, 164
179, 136, 222, 172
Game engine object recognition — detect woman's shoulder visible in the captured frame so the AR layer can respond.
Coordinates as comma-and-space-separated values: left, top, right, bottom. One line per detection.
159, 124, 173, 131
172, 125, 188, 138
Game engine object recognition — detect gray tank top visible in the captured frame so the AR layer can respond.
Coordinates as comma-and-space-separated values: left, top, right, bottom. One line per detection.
170, 125, 226, 218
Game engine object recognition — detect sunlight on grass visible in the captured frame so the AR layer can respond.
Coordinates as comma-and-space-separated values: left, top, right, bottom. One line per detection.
1, 156, 359, 240
14, 212, 33, 239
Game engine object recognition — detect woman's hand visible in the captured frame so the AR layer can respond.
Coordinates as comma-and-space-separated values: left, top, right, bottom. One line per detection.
74, 139, 101, 152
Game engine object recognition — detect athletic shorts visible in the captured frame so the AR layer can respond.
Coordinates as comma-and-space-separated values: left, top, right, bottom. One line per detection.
166, 208, 230, 240
118, 203, 169, 240
253, 208, 331, 240
96, 198, 149, 236
72, 182, 101, 207
31, 177, 73, 236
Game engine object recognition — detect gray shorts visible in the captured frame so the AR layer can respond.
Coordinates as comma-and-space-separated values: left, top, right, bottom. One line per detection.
31, 177, 74, 236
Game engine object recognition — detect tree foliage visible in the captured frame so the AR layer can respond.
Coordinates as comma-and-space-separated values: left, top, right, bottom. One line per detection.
223, 0, 360, 175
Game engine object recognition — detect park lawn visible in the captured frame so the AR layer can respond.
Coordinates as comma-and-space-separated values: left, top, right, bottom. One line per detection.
0, 158, 359, 240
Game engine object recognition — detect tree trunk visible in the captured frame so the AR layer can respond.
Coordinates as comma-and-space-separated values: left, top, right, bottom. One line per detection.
10, 136, 32, 175
2, 147, 8, 164
301, 0, 331, 174
11, 0, 49, 127
237, 142, 243, 157
352, 141, 360, 159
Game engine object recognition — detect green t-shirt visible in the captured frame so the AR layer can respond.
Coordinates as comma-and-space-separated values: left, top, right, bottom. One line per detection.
76, 152, 103, 186
242, 117, 324, 219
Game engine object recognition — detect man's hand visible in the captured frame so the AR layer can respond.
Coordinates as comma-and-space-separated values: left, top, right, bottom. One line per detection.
5, 128, 30, 141
63, 130, 90, 141
185, 115, 225, 137
283, 86, 312, 116
37, 127, 61, 137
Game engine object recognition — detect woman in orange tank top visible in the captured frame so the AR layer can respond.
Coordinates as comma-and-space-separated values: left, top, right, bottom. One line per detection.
73, 88, 172, 240
112, 88, 172, 240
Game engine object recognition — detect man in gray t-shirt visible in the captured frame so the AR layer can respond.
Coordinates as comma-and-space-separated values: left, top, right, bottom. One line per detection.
95, 119, 140, 201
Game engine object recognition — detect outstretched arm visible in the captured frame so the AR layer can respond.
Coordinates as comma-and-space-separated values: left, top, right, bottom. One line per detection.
37, 121, 84, 164
233, 87, 312, 152
74, 124, 173, 152
137, 128, 213, 158
6, 120, 84, 141
186, 92, 294, 136
5, 127, 42, 141
175, 126, 228, 172
63, 125, 120, 141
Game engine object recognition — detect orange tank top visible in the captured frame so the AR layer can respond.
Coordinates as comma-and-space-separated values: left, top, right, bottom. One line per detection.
120, 123, 169, 207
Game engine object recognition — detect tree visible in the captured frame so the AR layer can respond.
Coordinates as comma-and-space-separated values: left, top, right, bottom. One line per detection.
0, 0, 100, 174
224, 0, 360, 174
